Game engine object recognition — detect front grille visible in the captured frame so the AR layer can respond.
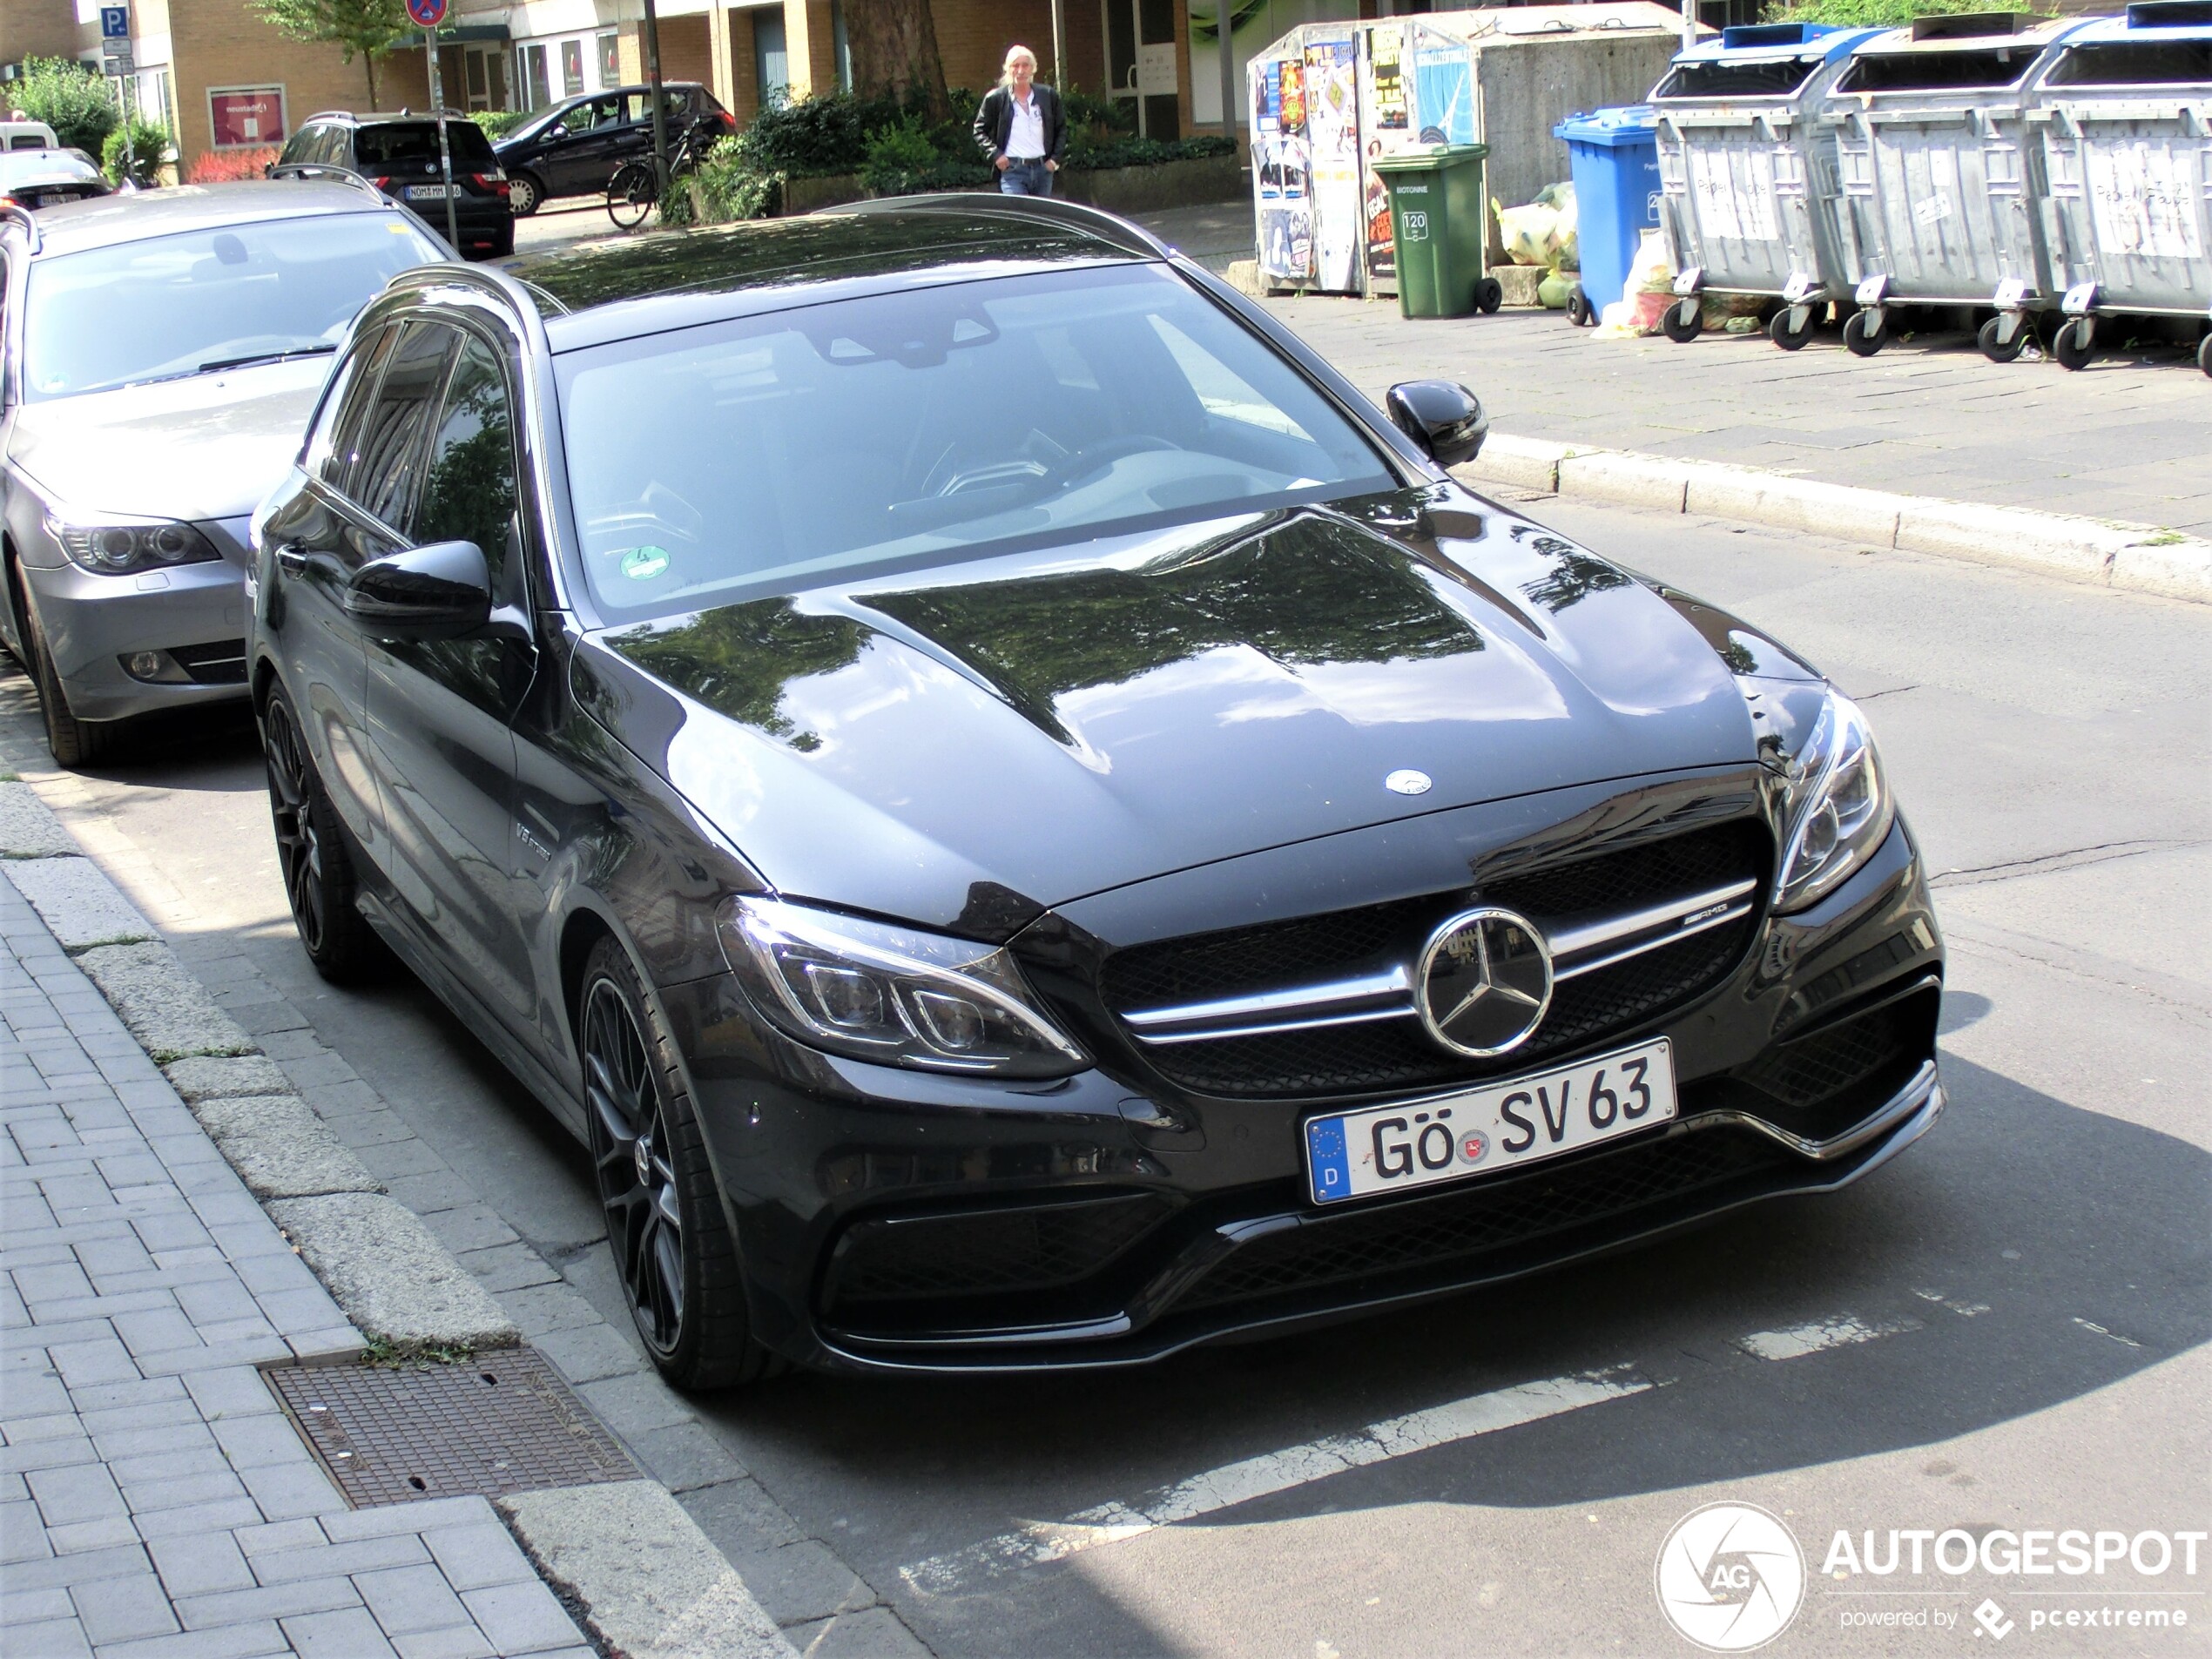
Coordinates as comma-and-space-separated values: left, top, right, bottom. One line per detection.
171, 638, 248, 685
1181, 1125, 1791, 1311
821, 1192, 1175, 1320
1727, 985, 1938, 1143
1101, 820, 1769, 1100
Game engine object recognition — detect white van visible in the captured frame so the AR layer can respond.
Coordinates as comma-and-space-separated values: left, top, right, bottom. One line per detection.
1, 118, 64, 152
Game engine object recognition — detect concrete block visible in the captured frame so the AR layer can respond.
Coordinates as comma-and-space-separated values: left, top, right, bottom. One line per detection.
1682, 467, 1908, 547
163, 1056, 292, 1104
1557, 449, 1689, 513
73, 943, 257, 1063
190, 1096, 382, 1201
1460, 433, 1572, 494
1489, 261, 1545, 307
2109, 534, 2212, 604
1893, 499, 2123, 582
0, 783, 77, 860
263, 1194, 519, 1352
501, 1480, 795, 1659
7, 858, 156, 952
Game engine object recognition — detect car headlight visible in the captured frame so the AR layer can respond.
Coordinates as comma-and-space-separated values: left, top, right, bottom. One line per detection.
46, 511, 220, 577
717, 896, 1086, 1078
1774, 690, 1895, 914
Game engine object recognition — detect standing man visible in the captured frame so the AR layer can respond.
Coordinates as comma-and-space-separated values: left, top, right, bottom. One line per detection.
973, 46, 1065, 196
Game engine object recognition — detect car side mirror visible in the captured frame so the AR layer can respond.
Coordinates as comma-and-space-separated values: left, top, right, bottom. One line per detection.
1385, 380, 1488, 469
345, 540, 493, 641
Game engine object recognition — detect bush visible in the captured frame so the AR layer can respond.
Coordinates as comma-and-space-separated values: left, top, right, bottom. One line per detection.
738, 92, 900, 176
1763, 0, 2030, 23
9, 57, 120, 156
1064, 133, 1236, 172
186, 145, 280, 183
470, 110, 530, 140
101, 117, 172, 187
669, 134, 781, 225
860, 115, 941, 192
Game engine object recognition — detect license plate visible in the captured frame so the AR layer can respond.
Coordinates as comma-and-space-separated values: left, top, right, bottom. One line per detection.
405, 185, 452, 200
1304, 1039, 1676, 1206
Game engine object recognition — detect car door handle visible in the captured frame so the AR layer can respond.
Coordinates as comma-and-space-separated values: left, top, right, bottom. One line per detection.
273, 543, 308, 574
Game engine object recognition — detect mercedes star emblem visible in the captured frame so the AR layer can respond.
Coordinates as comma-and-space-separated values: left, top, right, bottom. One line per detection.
1416, 907, 1554, 1056
1386, 769, 1433, 795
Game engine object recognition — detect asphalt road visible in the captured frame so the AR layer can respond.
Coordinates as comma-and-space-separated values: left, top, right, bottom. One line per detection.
6, 500, 2206, 1658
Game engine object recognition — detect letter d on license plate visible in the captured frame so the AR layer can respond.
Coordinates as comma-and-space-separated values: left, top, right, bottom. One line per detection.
1304, 1039, 1676, 1205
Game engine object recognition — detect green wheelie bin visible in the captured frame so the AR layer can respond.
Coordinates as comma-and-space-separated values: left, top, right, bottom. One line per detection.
1372, 145, 1501, 320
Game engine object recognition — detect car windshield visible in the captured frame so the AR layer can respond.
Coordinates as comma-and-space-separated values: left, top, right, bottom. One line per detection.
0, 148, 100, 186
22, 212, 444, 401
558, 261, 1397, 621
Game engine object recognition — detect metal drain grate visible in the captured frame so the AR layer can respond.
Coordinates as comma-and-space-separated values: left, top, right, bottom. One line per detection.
265, 1346, 637, 1507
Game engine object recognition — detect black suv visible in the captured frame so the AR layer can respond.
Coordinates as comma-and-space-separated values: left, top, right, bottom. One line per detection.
492, 84, 732, 215
273, 111, 513, 259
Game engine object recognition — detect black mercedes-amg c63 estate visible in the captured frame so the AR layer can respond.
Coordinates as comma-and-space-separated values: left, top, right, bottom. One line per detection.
246, 197, 1943, 1386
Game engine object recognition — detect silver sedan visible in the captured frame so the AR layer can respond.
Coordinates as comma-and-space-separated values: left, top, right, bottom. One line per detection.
1, 180, 447, 765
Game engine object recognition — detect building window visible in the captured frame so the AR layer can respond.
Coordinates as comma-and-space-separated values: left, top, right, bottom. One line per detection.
597, 31, 620, 89
754, 10, 788, 104
562, 38, 585, 97
521, 43, 551, 110
207, 84, 286, 148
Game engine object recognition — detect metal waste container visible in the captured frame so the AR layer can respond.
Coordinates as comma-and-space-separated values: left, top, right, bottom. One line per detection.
2026, 0, 2212, 374
1373, 145, 1500, 319
1648, 23, 1881, 349
1822, 13, 2095, 360
1554, 105, 1662, 327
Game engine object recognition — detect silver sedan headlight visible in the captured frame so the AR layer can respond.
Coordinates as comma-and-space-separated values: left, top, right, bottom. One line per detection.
45, 509, 221, 577
1774, 690, 1895, 914
717, 896, 1086, 1078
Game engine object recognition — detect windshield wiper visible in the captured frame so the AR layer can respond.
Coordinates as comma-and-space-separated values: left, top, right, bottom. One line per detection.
196, 345, 338, 374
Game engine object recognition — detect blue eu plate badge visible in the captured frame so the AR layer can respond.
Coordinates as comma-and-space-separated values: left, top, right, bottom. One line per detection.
1305, 1115, 1352, 1204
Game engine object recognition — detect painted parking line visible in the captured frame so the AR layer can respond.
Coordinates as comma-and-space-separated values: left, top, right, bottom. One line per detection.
1737, 1313, 1925, 1362
899, 1367, 1655, 1597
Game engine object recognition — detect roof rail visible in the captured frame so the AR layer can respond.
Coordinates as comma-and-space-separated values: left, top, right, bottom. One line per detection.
1909, 10, 2037, 39
267, 162, 388, 202
833, 190, 1175, 263
385, 259, 556, 319
1, 199, 42, 253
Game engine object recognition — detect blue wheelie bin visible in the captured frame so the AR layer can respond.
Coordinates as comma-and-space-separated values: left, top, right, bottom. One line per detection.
1554, 105, 1662, 327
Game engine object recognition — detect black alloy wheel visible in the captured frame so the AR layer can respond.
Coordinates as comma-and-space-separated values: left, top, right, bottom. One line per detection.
1769, 306, 1815, 352
1661, 296, 1703, 343
1977, 314, 2030, 364
507, 171, 543, 216
1843, 308, 1885, 357
2052, 318, 2096, 372
578, 936, 773, 1389
261, 689, 381, 981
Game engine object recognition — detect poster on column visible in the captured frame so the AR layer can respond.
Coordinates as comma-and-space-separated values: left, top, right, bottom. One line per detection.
1359, 24, 1415, 285
1254, 57, 1312, 281
1302, 37, 1360, 292
1412, 30, 1475, 147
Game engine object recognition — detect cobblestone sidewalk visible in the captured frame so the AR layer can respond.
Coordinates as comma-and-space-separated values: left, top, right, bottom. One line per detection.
1, 868, 591, 1659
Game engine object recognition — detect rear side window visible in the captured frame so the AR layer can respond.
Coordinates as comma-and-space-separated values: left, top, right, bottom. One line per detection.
351, 320, 459, 529
1653, 57, 1823, 98
415, 334, 524, 597
2046, 40, 2212, 84
354, 121, 496, 167
1838, 48, 2040, 91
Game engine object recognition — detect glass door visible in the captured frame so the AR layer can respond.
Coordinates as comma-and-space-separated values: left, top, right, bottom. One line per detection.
1103, 0, 1180, 138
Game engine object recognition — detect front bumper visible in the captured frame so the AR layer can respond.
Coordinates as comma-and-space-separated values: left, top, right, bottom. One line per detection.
664, 810, 1945, 1375
21, 547, 251, 722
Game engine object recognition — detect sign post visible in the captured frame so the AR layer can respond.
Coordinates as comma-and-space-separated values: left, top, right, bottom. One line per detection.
101, 5, 136, 184
406, 0, 460, 252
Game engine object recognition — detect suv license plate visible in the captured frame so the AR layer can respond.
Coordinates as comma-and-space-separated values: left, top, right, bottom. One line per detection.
1304, 1039, 1676, 1206
406, 185, 452, 200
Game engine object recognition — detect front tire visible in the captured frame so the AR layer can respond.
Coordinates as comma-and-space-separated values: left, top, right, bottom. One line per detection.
580, 936, 776, 1390
24, 596, 115, 768
262, 686, 383, 982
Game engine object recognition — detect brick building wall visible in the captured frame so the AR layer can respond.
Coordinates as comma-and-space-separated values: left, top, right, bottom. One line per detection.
1, 0, 85, 68
168, 2, 414, 172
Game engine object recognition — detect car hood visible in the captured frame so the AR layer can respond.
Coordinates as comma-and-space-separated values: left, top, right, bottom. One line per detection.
577, 486, 1765, 932
6, 356, 331, 524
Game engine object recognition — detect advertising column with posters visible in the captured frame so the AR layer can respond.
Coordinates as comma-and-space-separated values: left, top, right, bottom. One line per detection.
1251, 55, 1312, 284
1302, 33, 1361, 293
1358, 22, 1413, 290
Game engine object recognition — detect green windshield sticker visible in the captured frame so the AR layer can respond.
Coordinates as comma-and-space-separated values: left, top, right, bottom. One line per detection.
619, 546, 671, 581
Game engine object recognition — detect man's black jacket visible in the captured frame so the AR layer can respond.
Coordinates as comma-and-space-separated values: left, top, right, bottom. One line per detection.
971, 84, 1067, 164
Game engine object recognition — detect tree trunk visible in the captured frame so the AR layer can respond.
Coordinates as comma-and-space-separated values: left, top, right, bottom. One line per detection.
845, 0, 950, 119
364, 51, 380, 111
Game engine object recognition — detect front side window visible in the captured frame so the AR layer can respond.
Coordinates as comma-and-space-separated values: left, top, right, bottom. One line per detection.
415, 334, 523, 600
305, 322, 395, 488
351, 321, 457, 530
556, 261, 1395, 623
21, 213, 442, 401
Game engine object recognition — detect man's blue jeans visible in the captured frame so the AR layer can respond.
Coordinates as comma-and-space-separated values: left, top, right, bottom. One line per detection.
1000, 159, 1053, 197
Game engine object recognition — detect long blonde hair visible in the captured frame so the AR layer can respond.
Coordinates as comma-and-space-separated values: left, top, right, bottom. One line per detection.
997, 46, 1039, 91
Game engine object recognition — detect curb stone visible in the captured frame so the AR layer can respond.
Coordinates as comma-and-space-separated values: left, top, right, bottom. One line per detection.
502, 1481, 801, 1659
0, 745, 844, 1656
6, 850, 159, 949
1460, 436, 2212, 604
74, 938, 259, 1060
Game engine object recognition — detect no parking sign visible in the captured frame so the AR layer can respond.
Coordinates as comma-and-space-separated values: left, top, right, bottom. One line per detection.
405, 0, 447, 26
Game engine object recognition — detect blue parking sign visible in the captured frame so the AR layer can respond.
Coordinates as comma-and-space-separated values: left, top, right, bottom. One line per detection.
101, 6, 130, 39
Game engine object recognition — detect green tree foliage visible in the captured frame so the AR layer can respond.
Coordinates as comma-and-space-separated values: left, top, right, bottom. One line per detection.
470, 110, 530, 139
254, 0, 411, 109
9, 58, 120, 156
1762, 0, 2033, 24
101, 116, 173, 187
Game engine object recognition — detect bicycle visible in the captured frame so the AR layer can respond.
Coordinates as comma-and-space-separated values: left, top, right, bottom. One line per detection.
605, 122, 714, 232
